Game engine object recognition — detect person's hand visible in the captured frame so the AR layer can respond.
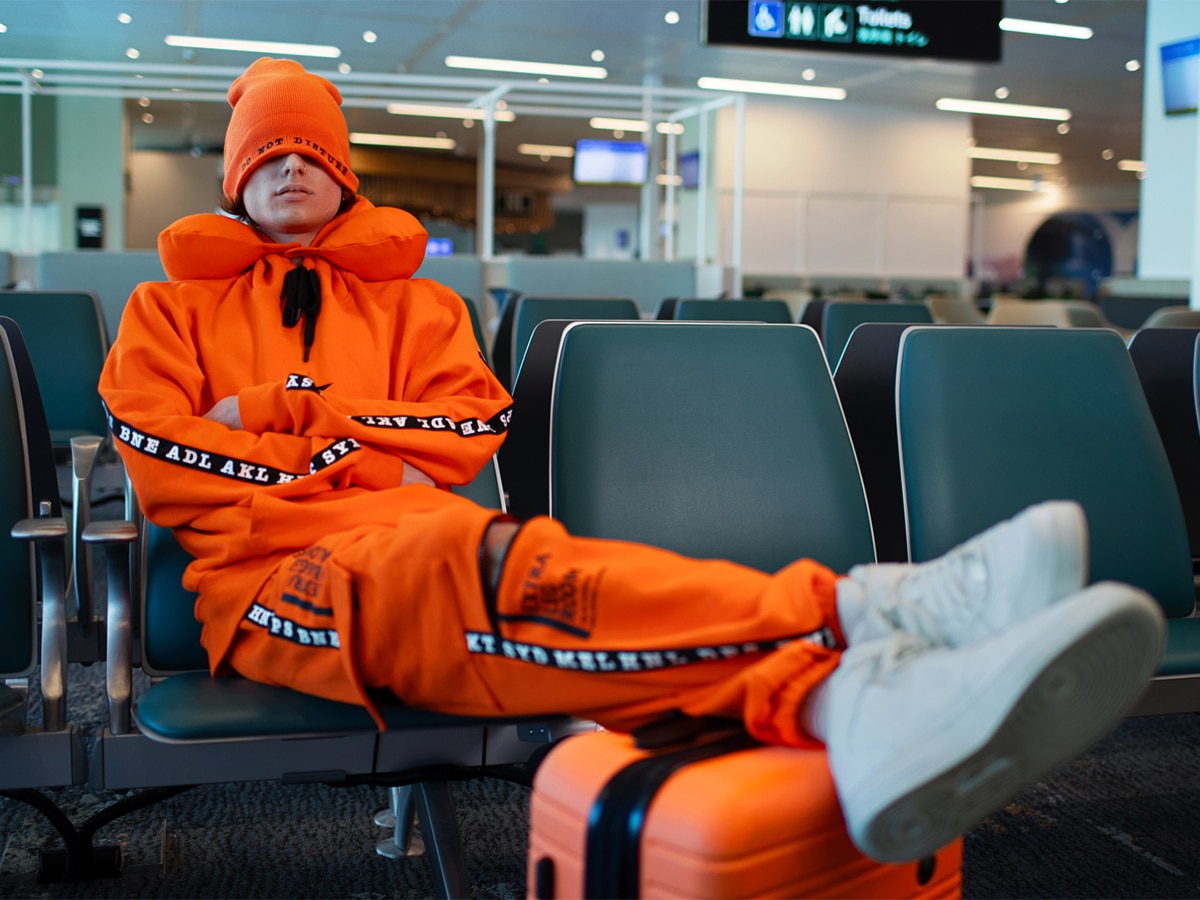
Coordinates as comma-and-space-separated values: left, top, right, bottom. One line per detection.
402, 461, 436, 488
204, 395, 242, 429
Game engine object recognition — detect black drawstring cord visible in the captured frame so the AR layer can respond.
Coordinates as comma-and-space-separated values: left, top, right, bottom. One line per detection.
281, 265, 322, 362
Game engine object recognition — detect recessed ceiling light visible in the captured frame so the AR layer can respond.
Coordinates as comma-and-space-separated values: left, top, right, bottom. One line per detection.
969, 175, 1040, 191
697, 76, 845, 100
1126, 59, 1141, 72
1057, 122, 1070, 134
0, 24, 7, 33
444, 55, 606, 79
1101, 148, 1114, 160
165, 35, 342, 58
936, 98, 1070, 121
387, 102, 516, 122
999, 18, 1092, 40
591, 50, 605, 62
665, 10, 681, 24
118, 13, 132, 24
126, 48, 140, 59
995, 86, 1010, 99
518, 143, 575, 158
362, 31, 377, 44
338, 63, 351, 74
968, 146, 1062, 165
802, 68, 816, 81
349, 133, 457, 150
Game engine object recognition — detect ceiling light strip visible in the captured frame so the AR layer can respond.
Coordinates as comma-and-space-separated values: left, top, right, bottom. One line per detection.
444, 56, 607, 79
999, 18, 1093, 40
969, 175, 1039, 191
968, 146, 1062, 165
937, 98, 1071, 121
349, 132, 457, 150
697, 76, 845, 100
386, 102, 515, 121
164, 35, 341, 58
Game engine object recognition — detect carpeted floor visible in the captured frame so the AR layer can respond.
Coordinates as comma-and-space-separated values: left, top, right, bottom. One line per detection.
3, 485, 1200, 898
2, 661, 1199, 899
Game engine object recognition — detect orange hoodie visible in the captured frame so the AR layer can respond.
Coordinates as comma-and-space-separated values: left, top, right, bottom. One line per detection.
98, 199, 512, 672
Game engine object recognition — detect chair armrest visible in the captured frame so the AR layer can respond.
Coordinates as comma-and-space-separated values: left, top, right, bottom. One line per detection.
69, 434, 103, 632
11, 514, 69, 732
83, 519, 138, 735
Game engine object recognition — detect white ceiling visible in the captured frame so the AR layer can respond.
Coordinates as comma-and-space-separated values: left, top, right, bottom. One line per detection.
0, 0, 1149, 194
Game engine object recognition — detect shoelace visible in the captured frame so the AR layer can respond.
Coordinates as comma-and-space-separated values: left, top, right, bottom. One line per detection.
281, 264, 321, 362
881, 548, 989, 645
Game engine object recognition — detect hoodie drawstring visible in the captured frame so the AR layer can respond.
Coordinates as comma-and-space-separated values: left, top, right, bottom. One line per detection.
281, 264, 321, 362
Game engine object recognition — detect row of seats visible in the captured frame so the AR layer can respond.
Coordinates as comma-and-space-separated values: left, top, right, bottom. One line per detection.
5, 287, 1200, 890
508, 318, 1200, 711
0, 313, 585, 895
485, 292, 1200, 393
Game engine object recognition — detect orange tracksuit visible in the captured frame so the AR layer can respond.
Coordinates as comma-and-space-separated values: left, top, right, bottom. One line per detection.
98, 199, 843, 747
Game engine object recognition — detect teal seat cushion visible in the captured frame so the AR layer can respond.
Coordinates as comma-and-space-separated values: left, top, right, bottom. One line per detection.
1160, 617, 1200, 677
135, 672, 489, 741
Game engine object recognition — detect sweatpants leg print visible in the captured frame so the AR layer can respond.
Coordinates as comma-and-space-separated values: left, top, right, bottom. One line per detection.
227, 491, 844, 748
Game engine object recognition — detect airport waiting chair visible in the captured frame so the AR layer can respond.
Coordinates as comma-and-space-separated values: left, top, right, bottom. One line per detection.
0, 291, 110, 442
82, 458, 582, 897
509, 296, 641, 389
489, 289, 522, 390
821, 301, 933, 368
799, 298, 831, 343
984, 299, 1072, 327
895, 326, 1200, 716
926, 293, 985, 325
672, 298, 793, 324
0, 291, 115, 658
832, 322, 919, 563
1140, 305, 1200, 329
1127, 328, 1200, 569
461, 296, 490, 365
0, 318, 88, 867
499, 319, 575, 521
546, 321, 876, 575
653, 297, 679, 320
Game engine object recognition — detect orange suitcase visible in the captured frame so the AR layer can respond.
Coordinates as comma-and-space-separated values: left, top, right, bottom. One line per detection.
527, 728, 963, 899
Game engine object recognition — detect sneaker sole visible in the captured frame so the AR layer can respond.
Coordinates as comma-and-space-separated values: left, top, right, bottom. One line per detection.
854, 583, 1162, 862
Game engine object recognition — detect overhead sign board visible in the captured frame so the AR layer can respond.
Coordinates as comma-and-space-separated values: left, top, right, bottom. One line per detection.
704, 2, 1002, 63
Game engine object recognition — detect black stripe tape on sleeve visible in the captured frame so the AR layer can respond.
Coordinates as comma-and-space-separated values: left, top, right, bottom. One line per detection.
350, 404, 512, 438
105, 405, 361, 486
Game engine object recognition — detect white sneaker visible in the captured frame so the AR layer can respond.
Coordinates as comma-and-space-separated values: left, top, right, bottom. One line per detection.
806, 582, 1164, 863
838, 500, 1089, 648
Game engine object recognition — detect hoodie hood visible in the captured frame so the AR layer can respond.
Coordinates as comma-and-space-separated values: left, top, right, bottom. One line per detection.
158, 197, 429, 283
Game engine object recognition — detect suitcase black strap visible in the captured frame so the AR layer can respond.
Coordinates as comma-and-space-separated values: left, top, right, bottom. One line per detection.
583, 721, 760, 899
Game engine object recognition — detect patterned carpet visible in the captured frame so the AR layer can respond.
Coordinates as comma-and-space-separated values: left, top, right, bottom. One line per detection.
2, 657, 1198, 899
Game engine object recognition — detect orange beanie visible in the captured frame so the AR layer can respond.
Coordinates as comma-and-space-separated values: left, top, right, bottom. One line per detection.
222, 57, 359, 203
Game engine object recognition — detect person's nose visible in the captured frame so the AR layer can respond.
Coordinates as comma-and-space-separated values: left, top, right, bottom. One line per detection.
280, 154, 307, 176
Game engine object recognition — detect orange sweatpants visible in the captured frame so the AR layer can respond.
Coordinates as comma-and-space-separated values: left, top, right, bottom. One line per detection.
227, 489, 844, 747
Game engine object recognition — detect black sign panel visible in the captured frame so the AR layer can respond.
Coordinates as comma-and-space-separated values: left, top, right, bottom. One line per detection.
703, 1, 1002, 63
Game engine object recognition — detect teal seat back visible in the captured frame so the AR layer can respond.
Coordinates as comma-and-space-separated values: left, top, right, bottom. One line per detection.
674, 299, 792, 324
0, 291, 109, 442
823, 301, 933, 367
142, 521, 207, 674
141, 458, 507, 675
897, 326, 1194, 619
511, 297, 640, 387
549, 322, 875, 574
461, 295, 489, 364
0, 324, 37, 676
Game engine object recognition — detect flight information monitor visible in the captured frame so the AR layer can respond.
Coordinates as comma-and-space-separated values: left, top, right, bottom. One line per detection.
703, 2, 1002, 63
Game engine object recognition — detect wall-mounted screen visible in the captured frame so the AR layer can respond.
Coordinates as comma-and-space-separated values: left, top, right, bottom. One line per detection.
573, 140, 649, 185
679, 150, 701, 189
703, 1, 1002, 63
1162, 37, 1200, 116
